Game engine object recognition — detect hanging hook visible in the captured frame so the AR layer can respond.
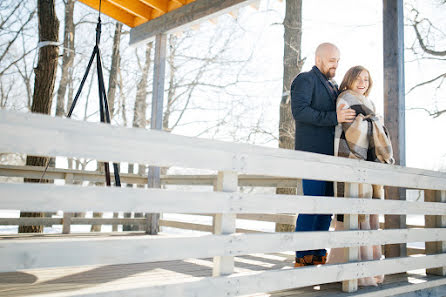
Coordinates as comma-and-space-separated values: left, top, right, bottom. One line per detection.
95, 0, 102, 46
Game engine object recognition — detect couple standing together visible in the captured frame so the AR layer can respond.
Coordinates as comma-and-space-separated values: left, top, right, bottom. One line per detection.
291, 42, 394, 286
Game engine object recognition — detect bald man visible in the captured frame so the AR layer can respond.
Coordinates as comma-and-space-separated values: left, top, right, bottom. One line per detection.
290, 43, 355, 267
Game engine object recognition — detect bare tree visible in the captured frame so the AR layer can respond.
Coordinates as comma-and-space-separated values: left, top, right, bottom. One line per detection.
0, 1, 37, 111
19, 0, 59, 233
107, 22, 123, 119
276, 0, 304, 232
406, 5, 446, 118
55, 0, 75, 117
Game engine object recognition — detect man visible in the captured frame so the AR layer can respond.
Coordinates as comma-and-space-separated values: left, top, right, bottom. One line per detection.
290, 43, 356, 267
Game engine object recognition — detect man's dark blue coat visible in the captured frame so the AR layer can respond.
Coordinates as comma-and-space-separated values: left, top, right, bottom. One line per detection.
290, 66, 339, 156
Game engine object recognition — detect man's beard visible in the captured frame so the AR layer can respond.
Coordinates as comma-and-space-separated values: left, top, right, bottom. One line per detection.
324, 68, 336, 79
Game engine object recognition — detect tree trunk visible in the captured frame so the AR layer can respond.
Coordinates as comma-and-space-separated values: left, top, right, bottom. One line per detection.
107, 22, 122, 118
55, 0, 74, 117
276, 0, 304, 232
123, 42, 153, 231
19, 0, 59, 233
163, 35, 177, 131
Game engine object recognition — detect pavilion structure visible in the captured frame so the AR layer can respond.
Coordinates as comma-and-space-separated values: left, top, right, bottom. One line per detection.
78, 0, 407, 257
4, 1, 439, 297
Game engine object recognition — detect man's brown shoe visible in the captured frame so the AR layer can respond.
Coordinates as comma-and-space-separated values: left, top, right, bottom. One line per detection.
313, 253, 327, 265
294, 255, 314, 267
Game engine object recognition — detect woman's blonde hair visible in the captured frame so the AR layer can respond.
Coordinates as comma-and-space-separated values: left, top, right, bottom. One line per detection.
339, 65, 373, 97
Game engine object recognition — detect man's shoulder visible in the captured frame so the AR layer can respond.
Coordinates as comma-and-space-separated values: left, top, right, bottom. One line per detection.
291, 69, 316, 87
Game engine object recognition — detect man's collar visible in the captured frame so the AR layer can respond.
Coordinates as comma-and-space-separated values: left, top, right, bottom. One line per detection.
312, 65, 328, 80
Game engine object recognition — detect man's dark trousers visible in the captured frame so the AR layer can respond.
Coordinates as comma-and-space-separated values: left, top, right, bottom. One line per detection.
295, 179, 333, 258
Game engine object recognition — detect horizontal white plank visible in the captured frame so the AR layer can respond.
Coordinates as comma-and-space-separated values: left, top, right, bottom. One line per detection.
51, 254, 446, 297
0, 165, 301, 187
350, 278, 446, 297
1, 183, 445, 215
0, 218, 62, 226
1, 228, 445, 271
1, 111, 445, 190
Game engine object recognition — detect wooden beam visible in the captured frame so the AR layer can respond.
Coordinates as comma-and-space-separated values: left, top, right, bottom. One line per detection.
147, 33, 168, 235
77, 0, 144, 27
0, 165, 304, 188
107, 0, 153, 20
130, 0, 258, 45
2, 183, 446, 215
383, 0, 407, 259
171, 0, 187, 5
140, 0, 169, 13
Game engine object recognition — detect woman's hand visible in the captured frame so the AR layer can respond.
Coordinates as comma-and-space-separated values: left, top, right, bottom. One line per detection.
337, 104, 356, 123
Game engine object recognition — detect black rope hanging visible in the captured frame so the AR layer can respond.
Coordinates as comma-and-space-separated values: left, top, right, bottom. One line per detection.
67, 0, 121, 187
40, 0, 121, 187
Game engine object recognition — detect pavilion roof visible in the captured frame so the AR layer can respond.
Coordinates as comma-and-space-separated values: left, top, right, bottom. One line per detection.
77, 0, 197, 28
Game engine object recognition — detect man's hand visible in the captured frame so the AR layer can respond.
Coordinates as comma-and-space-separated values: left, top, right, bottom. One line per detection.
336, 104, 356, 123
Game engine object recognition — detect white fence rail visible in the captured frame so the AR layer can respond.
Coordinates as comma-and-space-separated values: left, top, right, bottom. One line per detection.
1, 110, 446, 296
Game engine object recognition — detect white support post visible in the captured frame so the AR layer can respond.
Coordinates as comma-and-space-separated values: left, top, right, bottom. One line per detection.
342, 182, 359, 292
426, 190, 446, 276
212, 170, 237, 277
62, 173, 74, 234
147, 33, 167, 235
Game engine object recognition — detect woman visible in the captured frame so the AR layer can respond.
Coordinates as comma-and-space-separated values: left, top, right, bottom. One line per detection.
327, 66, 394, 286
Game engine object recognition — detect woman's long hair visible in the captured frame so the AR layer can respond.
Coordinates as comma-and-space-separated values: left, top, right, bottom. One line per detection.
339, 65, 373, 97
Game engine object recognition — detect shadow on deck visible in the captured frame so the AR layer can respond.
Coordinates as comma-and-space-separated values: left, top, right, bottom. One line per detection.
1, 234, 445, 297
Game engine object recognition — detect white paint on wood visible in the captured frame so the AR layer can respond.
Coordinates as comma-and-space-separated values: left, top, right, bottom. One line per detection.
2, 183, 446, 215
427, 190, 446, 276
62, 212, 72, 234
342, 182, 359, 292
1, 228, 445, 272
59, 254, 446, 297
213, 171, 237, 276
0, 165, 302, 187
1, 110, 446, 190
0, 218, 62, 226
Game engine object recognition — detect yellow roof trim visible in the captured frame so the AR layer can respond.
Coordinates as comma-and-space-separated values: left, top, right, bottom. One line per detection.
78, 0, 196, 28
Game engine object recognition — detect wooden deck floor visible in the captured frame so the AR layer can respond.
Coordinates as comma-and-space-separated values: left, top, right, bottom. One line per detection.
1, 233, 446, 297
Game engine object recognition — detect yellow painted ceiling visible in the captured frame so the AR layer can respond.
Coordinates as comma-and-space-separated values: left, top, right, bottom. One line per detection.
78, 0, 196, 28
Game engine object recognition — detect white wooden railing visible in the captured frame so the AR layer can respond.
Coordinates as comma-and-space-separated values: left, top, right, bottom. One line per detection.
0, 164, 299, 233
0, 110, 446, 296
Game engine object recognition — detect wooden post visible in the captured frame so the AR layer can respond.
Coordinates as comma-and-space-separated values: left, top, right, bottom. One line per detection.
147, 33, 167, 235
425, 190, 446, 276
342, 182, 359, 293
62, 173, 74, 234
212, 171, 237, 276
383, 0, 407, 258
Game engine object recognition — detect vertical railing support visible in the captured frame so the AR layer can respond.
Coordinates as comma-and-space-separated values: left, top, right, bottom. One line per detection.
426, 190, 446, 276
212, 170, 238, 277
342, 182, 359, 292
62, 173, 74, 234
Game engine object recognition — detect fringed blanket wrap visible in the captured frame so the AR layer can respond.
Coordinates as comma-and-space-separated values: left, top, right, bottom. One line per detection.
334, 90, 394, 222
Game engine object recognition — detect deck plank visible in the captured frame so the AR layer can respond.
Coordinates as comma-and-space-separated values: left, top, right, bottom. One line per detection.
0, 254, 445, 296
0, 233, 445, 296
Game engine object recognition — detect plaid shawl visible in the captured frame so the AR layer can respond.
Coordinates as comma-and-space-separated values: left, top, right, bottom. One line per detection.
334, 90, 394, 222
334, 90, 394, 164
